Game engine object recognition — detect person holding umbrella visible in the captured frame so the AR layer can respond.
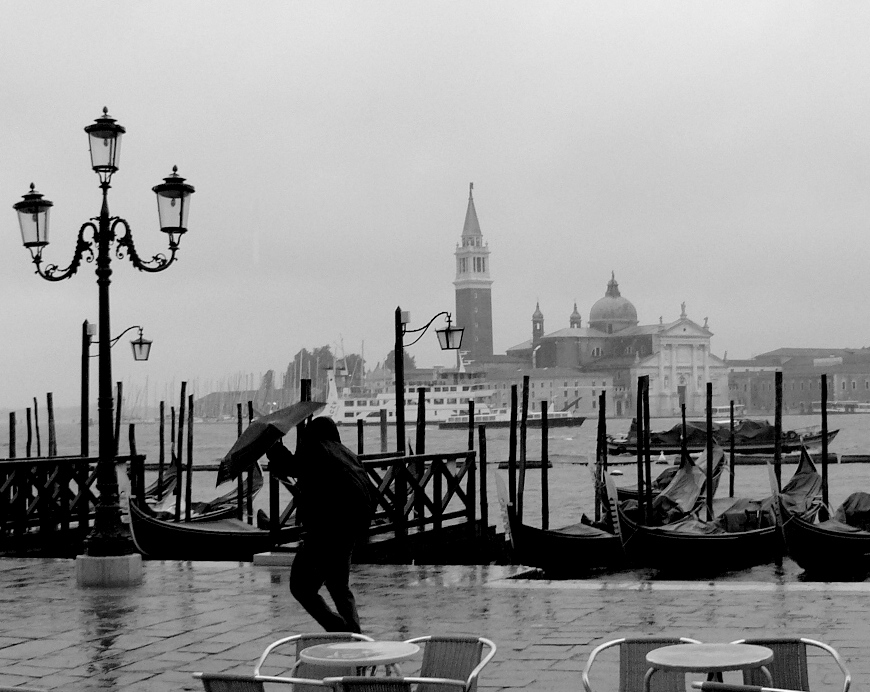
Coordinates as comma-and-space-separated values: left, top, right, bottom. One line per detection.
266, 416, 376, 633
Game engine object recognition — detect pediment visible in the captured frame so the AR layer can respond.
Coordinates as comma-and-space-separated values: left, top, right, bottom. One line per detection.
658, 318, 711, 339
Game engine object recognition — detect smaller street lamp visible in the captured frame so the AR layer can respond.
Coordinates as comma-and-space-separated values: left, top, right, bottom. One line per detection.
394, 307, 464, 454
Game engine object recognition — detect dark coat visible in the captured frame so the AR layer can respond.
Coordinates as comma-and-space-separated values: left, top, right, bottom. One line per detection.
267, 417, 375, 538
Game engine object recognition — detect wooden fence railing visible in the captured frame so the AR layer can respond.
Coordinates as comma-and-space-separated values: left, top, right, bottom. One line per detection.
0, 446, 491, 558
263, 448, 489, 544
0, 454, 143, 552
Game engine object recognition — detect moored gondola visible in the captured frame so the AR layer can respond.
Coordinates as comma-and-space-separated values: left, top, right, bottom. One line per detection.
129, 500, 301, 561
607, 418, 838, 456
776, 452, 870, 577
609, 447, 822, 574
500, 479, 623, 575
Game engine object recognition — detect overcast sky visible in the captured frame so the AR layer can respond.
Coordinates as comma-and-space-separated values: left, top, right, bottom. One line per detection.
2, 1, 869, 410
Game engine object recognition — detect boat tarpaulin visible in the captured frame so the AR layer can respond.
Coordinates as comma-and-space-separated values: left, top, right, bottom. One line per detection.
834, 492, 870, 532
651, 447, 727, 523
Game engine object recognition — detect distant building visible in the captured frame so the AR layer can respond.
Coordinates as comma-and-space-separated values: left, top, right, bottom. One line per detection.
453, 183, 493, 361
727, 348, 870, 414
504, 274, 729, 417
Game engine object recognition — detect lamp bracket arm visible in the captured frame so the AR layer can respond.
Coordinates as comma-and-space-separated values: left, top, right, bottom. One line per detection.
33, 221, 97, 282
402, 311, 451, 347
109, 325, 143, 346
112, 217, 177, 273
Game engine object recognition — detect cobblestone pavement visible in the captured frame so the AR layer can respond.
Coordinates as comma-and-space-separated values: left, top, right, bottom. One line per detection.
0, 558, 867, 691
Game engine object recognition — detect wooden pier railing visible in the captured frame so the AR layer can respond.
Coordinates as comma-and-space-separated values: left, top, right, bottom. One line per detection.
0, 454, 143, 554
0, 446, 496, 563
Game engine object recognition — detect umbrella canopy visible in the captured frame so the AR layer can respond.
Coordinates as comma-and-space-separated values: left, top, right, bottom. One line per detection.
216, 401, 326, 485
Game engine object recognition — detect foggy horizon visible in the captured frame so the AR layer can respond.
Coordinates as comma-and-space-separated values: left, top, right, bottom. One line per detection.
3, 2, 869, 410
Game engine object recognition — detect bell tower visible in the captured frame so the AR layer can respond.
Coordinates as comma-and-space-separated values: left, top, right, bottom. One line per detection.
454, 183, 493, 360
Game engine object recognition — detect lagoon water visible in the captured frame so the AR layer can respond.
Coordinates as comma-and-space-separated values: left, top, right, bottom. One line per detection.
14, 412, 870, 581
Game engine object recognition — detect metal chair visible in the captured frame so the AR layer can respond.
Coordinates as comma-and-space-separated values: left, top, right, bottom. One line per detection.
194, 672, 327, 691
730, 637, 851, 692
403, 635, 496, 692
323, 676, 467, 692
692, 683, 805, 692
582, 636, 702, 692
254, 631, 374, 691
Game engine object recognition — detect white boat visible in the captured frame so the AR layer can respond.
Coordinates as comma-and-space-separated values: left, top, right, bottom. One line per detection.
710, 403, 745, 422
438, 408, 586, 430
812, 400, 870, 414
320, 367, 496, 425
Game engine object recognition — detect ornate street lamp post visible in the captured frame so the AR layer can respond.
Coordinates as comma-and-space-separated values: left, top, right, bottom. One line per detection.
394, 307, 464, 454
14, 108, 194, 572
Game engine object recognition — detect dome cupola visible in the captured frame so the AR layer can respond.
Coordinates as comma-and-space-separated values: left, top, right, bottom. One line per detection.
588, 272, 638, 334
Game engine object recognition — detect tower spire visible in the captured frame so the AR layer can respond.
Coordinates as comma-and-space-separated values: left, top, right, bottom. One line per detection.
454, 183, 493, 359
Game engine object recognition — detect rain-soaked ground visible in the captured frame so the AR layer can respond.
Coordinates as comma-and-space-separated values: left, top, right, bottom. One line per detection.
0, 557, 866, 692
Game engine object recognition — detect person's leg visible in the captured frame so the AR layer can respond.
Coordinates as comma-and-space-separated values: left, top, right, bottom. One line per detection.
290, 540, 349, 632
323, 538, 361, 633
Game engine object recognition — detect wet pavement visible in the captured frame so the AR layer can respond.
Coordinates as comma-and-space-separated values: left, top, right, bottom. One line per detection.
0, 557, 867, 691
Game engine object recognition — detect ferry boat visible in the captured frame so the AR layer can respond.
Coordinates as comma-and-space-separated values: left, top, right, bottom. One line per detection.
710, 403, 745, 421
438, 408, 586, 430
320, 367, 497, 425
811, 400, 870, 414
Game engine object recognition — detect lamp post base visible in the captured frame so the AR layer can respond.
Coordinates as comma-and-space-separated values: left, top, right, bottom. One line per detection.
75, 553, 143, 588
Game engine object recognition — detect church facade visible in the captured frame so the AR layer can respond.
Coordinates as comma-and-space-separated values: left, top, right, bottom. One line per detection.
505, 274, 729, 417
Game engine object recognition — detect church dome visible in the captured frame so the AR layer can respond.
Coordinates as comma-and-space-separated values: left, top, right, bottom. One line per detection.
588, 272, 638, 334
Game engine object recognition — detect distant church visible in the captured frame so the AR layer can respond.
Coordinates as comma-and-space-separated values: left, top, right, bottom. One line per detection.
450, 184, 729, 417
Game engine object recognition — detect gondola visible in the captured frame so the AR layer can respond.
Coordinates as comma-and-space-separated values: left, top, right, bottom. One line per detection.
145, 461, 264, 521
496, 474, 623, 576
777, 455, 870, 577
129, 499, 301, 561
615, 447, 726, 504
607, 418, 838, 456
609, 448, 822, 573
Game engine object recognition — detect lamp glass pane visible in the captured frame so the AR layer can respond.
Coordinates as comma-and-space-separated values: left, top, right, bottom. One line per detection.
17, 207, 50, 247
437, 327, 463, 350
156, 191, 190, 233
131, 338, 152, 361
88, 130, 122, 172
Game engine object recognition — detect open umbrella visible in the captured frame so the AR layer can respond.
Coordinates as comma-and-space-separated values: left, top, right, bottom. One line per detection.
216, 400, 326, 485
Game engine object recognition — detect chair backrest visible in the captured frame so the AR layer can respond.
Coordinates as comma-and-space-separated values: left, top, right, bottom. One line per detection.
325, 677, 466, 692
325, 677, 413, 692
411, 635, 495, 692
619, 637, 700, 692
196, 673, 267, 692
735, 638, 810, 690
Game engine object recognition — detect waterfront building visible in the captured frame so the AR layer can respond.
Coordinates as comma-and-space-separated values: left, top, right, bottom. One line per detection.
504, 274, 729, 417
727, 348, 870, 414
453, 183, 493, 361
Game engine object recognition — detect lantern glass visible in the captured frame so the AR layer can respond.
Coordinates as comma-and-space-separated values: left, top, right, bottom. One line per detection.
436, 325, 464, 350
13, 185, 53, 249
153, 166, 195, 240
84, 109, 125, 180
131, 336, 152, 361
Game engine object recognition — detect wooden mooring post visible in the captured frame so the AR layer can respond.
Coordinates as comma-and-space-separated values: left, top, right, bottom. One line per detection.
774, 370, 783, 492
175, 382, 186, 522
541, 400, 549, 531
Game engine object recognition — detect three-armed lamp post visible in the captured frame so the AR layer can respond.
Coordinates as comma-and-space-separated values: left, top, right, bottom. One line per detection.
394, 307, 464, 454
14, 108, 194, 580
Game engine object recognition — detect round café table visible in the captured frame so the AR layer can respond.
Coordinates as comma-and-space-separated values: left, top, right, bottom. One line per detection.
299, 641, 420, 676
644, 643, 774, 691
